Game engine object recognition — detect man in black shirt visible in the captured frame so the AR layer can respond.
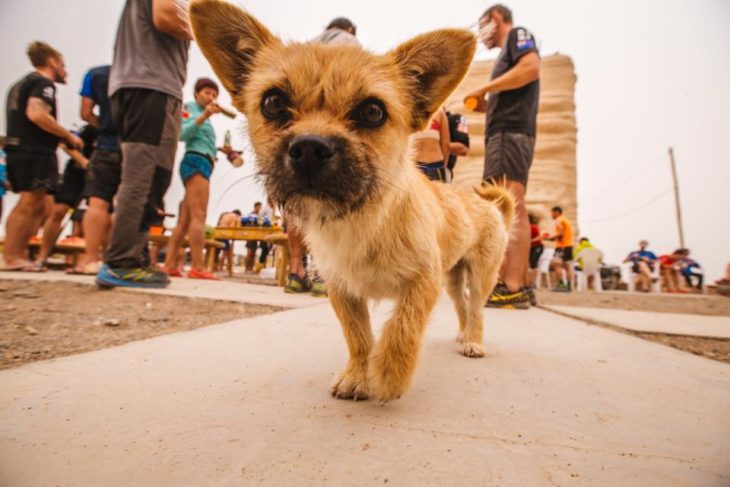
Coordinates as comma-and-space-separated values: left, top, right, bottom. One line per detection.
445, 111, 470, 181
464, 4, 540, 308
2, 41, 83, 271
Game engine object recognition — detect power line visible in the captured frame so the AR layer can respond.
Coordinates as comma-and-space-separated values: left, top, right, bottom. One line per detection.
580, 188, 673, 225
581, 153, 666, 206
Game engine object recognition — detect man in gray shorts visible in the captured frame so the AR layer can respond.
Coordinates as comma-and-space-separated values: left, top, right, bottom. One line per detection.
96, 0, 191, 289
464, 4, 540, 308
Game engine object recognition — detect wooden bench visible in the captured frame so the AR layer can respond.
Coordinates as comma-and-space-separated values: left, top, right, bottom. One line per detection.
0, 239, 86, 267
147, 234, 225, 272
212, 226, 283, 276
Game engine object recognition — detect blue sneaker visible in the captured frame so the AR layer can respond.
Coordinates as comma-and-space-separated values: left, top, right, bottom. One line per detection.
96, 264, 170, 289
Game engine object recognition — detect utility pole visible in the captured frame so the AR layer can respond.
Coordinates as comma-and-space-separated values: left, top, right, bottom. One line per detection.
668, 147, 685, 248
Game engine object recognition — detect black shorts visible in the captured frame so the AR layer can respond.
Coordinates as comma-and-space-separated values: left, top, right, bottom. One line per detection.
529, 244, 544, 269
555, 246, 574, 262
6, 149, 58, 193
85, 149, 121, 204
416, 161, 446, 182
483, 132, 535, 186
55, 160, 86, 207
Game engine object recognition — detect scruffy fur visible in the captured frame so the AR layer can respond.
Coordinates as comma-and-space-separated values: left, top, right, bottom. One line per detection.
190, 0, 515, 402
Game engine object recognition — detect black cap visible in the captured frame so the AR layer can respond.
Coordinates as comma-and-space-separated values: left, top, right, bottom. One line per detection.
327, 17, 356, 35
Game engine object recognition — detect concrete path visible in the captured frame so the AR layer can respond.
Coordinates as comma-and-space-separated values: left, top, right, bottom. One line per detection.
0, 270, 322, 308
544, 305, 730, 338
1, 293, 729, 486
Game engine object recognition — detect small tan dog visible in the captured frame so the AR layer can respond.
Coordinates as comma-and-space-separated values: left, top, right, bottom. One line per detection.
189, 0, 515, 402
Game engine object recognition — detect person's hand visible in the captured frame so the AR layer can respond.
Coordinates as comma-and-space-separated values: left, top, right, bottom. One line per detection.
205, 102, 221, 117
463, 87, 488, 112
66, 132, 83, 151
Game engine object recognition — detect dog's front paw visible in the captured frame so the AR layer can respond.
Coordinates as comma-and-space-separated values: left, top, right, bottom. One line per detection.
330, 368, 369, 401
368, 357, 410, 404
460, 342, 485, 358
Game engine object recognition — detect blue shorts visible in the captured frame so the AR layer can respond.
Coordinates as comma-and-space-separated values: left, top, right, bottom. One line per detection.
179, 152, 213, 183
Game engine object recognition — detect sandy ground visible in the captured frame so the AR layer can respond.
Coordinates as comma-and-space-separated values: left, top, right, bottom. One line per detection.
0, 279, 283, 370
537, 290, 730, 364
2, 277, 729, 370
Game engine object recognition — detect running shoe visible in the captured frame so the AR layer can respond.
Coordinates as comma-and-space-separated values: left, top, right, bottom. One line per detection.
551, 282, 572, 293
160, 265, 184, 278
187, 268, 220, 280
485, 281, 531, 309
96, 264, 170, 289
310, 278, 328, 298
285, 273, 311, 294
525, 286, 537, 306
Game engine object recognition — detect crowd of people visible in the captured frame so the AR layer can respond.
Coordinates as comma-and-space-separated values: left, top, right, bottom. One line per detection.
0, 0, 725, 303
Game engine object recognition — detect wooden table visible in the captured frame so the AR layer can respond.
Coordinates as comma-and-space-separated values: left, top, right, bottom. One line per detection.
212, 226, 283, 276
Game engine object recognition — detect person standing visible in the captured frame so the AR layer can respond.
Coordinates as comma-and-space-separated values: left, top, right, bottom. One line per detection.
70, 64, 120, 274
445, 111, 470, 181
546, 206, 574, 292
35, 125, 97, 265
2, 41, 83, 271
95, 0, 191, 288
410, 108, 451, 182
162, 77, 239, 280
465, 4, 540, 308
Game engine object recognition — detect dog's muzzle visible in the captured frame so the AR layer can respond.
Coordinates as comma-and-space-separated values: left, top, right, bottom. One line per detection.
287, 135, 336, 177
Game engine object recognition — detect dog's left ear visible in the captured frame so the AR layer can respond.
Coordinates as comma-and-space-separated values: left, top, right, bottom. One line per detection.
189, 0, 281, 110
388, 30, 476, 132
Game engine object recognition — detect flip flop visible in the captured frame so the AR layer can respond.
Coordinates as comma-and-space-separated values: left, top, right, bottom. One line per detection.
0, 262, 47, 272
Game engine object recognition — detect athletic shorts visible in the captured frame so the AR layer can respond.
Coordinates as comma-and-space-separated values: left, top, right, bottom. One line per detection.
6, 149, 58, 193
554, 246, 574, 262
529, 244, 544, 269
416, 161, 446, 182
55, 160, 86, 207
180, 151, 213, 183
85, 149, 121, 204
483, 132, 535, 186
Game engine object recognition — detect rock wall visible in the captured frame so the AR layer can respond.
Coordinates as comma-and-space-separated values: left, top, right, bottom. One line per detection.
444, 54, 577, 229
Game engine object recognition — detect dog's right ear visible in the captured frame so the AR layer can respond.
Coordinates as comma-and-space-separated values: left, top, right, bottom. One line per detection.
189, 0, 281, 110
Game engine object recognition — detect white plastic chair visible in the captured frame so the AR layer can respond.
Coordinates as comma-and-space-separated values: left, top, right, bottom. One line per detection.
575, 248, 603, 291
624, 260, 661, 292
534, 247, 555, 289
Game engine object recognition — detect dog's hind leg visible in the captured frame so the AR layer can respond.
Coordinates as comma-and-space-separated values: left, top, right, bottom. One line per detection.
460, 258, 499, 358
329, 286, 373, 400
368, 276, 441, 402
446, 260, 469, 343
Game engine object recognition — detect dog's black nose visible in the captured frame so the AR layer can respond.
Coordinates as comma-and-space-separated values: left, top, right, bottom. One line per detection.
288, 135, 335, 171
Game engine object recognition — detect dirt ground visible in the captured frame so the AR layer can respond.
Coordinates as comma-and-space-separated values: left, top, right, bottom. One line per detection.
0, 279, 283, 370
537, 290, 730, 364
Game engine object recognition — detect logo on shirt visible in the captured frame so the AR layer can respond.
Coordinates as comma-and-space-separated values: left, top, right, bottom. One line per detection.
42, 86, 55, 100
457, 116, 468, 133
516, 28, 535, 51
182, 109, 190, 119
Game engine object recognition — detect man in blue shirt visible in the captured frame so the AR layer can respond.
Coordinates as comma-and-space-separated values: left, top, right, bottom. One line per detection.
0, 136, 7, 222
624, 240, 657, 292
70, 64, 120, 274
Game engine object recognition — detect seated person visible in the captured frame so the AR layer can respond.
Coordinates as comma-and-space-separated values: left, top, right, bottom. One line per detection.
677, 249, 703, 292
624, 239, 657, 292
658, 250, 685, 293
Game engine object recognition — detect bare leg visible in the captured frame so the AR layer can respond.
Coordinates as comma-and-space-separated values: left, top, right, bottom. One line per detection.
499, 180, 529, 292
185, 175, 209, 272
77, 197, 111, 268
165, 195, 191, 271
37, 203, 70, 262
368, 276, 441, 402
287, 224, 306, 277
564, 260, 575, 288
329, 287, 373, 400
3, 190, 46, 267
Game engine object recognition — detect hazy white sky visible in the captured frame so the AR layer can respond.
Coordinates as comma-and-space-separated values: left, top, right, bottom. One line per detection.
1, 0, 728, 278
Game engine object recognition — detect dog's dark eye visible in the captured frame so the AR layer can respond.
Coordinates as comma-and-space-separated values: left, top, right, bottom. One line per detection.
261, 89, 291, 123
351, 98, 387, 129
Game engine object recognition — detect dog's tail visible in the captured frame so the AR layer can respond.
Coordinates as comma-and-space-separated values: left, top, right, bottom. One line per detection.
473, 183, 515, 229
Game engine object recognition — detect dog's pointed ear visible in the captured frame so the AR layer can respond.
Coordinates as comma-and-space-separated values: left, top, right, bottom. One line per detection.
388, 30, 476, 132
189, 0, 281, 109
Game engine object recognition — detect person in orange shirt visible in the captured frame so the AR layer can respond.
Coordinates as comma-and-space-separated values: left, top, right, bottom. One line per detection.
546, 206, 574, 292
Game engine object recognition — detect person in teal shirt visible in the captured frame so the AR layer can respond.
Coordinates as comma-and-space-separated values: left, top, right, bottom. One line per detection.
163, 77, 240, 280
